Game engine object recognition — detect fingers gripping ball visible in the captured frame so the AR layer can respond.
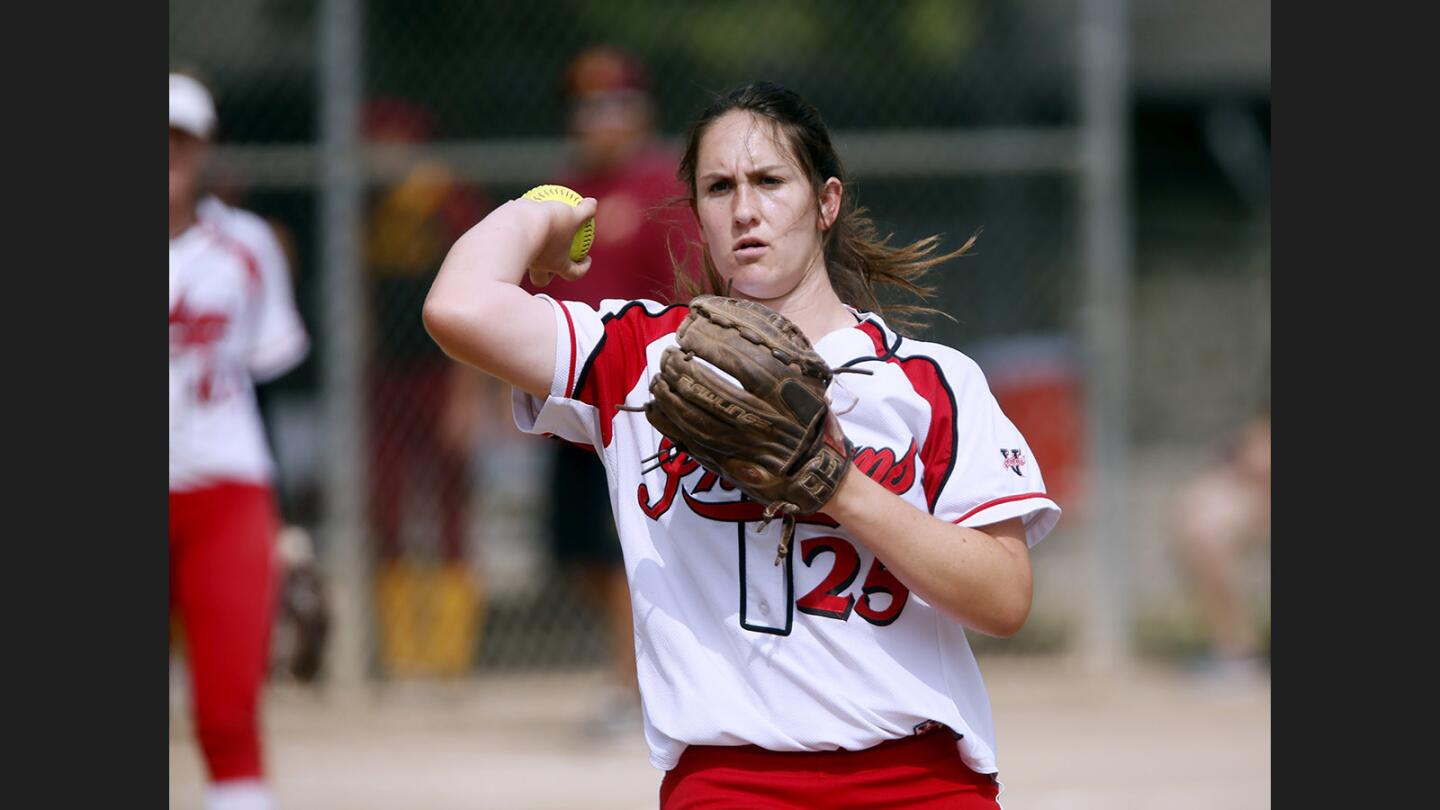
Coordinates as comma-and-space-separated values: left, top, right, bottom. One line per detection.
626, 296, 870, 564
521, 184, 596, 262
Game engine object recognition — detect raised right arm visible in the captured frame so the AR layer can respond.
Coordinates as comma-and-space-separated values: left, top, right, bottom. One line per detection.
422, 196, 598, 399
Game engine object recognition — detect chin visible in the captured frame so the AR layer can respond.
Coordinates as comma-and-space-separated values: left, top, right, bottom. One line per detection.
710, 248, 797, 300
726, 273, 792, 304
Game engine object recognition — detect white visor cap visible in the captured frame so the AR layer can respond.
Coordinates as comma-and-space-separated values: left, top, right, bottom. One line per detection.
169, 73, 216, 139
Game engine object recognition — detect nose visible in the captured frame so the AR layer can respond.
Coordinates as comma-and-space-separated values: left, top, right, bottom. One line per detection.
732, 183, 759, 230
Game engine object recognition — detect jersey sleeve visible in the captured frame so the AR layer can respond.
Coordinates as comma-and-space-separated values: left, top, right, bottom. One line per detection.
243, 219, 310, 381
511, 295, 687, 450
931, 354, 1061, 548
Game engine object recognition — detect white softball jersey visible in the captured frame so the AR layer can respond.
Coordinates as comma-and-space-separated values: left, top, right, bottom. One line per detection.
169, 197, 309, 492
513, 295, 1060, 775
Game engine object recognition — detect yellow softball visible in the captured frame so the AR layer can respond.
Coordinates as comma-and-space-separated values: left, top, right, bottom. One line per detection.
521, 184, 596, 262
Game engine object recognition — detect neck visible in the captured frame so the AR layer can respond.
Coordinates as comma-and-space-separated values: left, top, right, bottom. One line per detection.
170, 200, 198, 240
742, 254, 856, 344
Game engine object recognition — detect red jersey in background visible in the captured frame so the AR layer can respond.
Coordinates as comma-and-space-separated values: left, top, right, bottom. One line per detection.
527, 144, 696, 306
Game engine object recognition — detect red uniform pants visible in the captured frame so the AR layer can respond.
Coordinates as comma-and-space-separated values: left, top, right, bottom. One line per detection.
169, 482, 279, 783
660, 729, 1001, 809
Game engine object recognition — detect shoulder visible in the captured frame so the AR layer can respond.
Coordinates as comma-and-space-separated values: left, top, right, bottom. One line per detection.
852, 316, 989, 393
594, 297, 687, 324
198, 197, 286, 262
894, 334, 987, 383
567, 297, 689, 356
565, 298, 689, 414
546, 296, 688, 357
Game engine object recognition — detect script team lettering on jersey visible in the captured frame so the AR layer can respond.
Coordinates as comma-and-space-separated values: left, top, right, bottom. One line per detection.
637, 438, 918, 527
511, 294, 1062, 776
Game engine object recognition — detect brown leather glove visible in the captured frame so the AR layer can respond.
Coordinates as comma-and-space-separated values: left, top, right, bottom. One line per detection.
629, 296, 863, 564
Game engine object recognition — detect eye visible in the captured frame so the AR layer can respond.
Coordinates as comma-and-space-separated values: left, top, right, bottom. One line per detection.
760, 176, 782, 186
707, 179, 731, 194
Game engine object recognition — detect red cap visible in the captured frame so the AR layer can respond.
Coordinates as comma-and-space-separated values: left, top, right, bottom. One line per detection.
562, 46, 651, 100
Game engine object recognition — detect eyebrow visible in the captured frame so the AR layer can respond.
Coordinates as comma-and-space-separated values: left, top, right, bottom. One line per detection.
698, 165, 791, 181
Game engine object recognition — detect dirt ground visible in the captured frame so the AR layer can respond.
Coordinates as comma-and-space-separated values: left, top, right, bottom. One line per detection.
169, 655, 1269, 809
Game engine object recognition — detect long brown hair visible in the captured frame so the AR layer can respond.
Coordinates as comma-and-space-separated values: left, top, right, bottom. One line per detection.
672, 81, 974, 333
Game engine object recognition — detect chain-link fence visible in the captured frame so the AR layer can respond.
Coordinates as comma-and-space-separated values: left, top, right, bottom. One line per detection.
170, 0, 1270, 685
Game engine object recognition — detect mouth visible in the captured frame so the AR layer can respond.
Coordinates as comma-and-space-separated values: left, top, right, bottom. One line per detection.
732, 237, 769, 262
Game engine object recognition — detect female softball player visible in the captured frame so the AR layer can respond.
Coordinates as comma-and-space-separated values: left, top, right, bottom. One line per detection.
424, 82, 1059, 809
170, 72, 308, 810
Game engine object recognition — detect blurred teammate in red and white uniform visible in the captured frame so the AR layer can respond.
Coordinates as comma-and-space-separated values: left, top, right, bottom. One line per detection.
169, 72, 309, 810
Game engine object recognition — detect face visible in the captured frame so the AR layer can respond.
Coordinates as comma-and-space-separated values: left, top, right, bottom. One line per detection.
169, 127, 207, 209
569, 89, 651, 168
692, 111, 840, 302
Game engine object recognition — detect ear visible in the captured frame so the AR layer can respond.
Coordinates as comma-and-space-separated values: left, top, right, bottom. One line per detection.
818, 177, 843, 231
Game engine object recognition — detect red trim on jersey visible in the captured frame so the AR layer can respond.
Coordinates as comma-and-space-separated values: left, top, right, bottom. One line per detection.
859, 320, 888, 356
906, 364, 956, 511
573, 302, 689, 447
681, 488, 840, 527
857, 321, 957, 513
209, 226, 263, 291
558, 300, 579, 398
954, 492, 1051, 525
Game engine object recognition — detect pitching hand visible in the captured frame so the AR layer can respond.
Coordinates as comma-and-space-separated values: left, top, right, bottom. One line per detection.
522, 195, 597, 288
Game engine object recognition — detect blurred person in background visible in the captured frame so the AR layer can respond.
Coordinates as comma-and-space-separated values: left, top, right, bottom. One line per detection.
170, 72, 310, 810
363, 97, 497, 679
525, 45, 693, 735
1173, 404, 1271, 683
206, 147, 331, 687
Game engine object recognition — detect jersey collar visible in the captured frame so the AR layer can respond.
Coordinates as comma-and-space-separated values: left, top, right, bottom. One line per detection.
816, 306, 901, 365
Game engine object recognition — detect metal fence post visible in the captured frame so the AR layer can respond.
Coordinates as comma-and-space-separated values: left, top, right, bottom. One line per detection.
1079, 0, 1135, 672
318, 0, 368, 687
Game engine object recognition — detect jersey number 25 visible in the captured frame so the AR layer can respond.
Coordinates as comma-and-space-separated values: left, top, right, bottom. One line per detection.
795, 536, 910, 626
